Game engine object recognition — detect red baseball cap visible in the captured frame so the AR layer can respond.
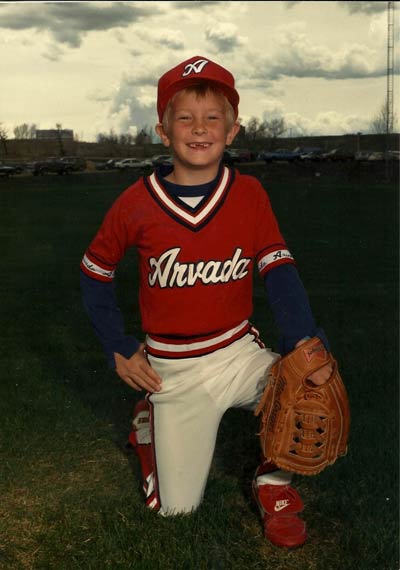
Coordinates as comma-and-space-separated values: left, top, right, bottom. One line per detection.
157, 55, 240, 122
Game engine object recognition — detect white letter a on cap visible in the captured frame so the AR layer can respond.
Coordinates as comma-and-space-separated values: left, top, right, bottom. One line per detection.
182, 59, 209, 77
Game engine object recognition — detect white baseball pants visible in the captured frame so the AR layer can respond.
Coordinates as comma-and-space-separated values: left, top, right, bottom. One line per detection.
147, 332, 284, 515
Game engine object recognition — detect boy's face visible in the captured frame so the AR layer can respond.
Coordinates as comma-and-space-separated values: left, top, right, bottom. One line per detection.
156, 89, 240, 179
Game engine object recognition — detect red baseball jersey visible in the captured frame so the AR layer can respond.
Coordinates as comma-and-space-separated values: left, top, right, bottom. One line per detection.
81, 167, 294, 357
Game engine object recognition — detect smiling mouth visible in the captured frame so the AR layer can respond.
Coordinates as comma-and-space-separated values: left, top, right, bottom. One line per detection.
188, 143, 211, 149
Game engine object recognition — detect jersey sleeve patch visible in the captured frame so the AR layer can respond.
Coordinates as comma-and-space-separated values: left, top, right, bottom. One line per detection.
257, 247, 294, 276
80, 252, 116, 282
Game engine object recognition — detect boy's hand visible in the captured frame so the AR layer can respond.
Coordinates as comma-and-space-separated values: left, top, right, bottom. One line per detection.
114, 344, 162, 393
255, 336, 350, 475
306, 364, 333, 385
295, 338, 332, 385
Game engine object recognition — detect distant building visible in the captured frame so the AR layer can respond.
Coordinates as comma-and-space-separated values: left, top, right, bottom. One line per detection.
35, 129, 74, 140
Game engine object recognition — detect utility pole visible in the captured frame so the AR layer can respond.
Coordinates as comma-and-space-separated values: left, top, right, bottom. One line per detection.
385, 1, 394, 181
387, 1, 394, 135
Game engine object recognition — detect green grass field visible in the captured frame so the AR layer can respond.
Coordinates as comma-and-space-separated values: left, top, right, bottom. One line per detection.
0, 170, 398, 570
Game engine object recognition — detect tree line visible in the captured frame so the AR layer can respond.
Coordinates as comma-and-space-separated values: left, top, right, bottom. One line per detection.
0, 102, 397, 153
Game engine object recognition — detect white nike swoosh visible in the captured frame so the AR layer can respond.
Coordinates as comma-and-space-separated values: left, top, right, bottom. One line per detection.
274, 503, 290, 512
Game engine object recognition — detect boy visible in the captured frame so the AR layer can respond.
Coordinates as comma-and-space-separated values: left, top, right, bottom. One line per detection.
80, 55, 332, 548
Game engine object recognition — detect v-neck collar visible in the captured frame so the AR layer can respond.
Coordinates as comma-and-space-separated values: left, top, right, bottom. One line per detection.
144, 165, 235, 232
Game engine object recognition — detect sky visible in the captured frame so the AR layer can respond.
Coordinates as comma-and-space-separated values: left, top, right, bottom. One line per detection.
1, 0, 399, 142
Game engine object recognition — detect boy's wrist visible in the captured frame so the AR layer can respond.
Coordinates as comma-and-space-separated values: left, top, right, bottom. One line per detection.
107, 336, 141, 369
295, 336, 311, 348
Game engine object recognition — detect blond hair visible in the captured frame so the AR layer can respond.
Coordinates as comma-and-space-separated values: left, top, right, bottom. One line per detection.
161, 84, 236, 132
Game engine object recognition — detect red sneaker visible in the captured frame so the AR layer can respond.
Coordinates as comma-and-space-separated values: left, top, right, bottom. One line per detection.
252, 480, 307, 548
128, 399, 160, 511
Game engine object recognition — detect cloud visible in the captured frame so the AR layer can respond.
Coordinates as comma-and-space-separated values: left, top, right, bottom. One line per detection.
260, 99, 286, 119
118, 67, 159, 89
340, 1, 390, 15
240, 101, 372, 137
284, 1, 302, 8
250, 24, 387, 83
136, 28, 185, 50
285, 1, 390, 14
256, 110, 372, 137
158, 30, 185, 50
87, 87, 115, 104
0, 1, 162, 47
42, 42, 64, 62
98, 67, 163, 135
109, 92, 157, 135
205, 22, 247, 52
170, 0, 249, 14
172, 1, 233, 9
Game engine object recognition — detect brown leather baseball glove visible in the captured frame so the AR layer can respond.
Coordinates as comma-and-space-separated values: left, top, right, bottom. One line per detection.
254, 337, 350, 475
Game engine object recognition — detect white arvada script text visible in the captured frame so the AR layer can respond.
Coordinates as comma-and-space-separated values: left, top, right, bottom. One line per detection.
148, 247, 251, 288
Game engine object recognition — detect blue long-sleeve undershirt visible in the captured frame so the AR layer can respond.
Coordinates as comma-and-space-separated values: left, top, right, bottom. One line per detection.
80, 271, 140, 369
263, 264, 329, 354
80, 263, 328, 369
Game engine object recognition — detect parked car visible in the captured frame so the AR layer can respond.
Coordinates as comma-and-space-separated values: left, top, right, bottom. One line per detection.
299, 148, 323, 162
229, 148, 256, 162
150, 154, 173, 167
222, 148, 240, 165
115, 158, 152, 170
58, 156, 86, 171
0, 162, 22, 177
257, 148, 303, 163
355, 150, 373, 161
32, 157, 73, 175
321, 148, 354, 162
366, 150, 399, 161
257, 150, 269, 162
388, 150, 400, 161
367, 152, 384, 161
95, 159, 118, 170
11, 162, 26, 173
